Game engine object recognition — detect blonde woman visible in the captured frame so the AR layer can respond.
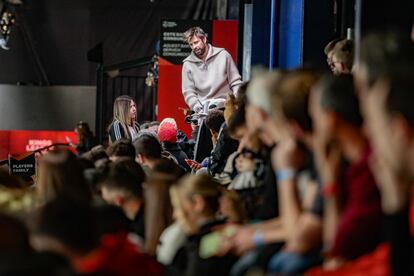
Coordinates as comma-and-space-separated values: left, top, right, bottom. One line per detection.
108, 95, 140, 144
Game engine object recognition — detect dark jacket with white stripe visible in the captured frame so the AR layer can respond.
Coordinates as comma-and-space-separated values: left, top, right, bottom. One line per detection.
108, 120, 140, 143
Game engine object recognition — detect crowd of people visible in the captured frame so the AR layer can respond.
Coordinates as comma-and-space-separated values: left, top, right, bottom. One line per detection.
0, 27, 413, 276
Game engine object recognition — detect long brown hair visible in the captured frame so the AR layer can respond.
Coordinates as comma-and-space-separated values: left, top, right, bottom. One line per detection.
110, 95, 136, 140
144, 173, 175, 256
36, 150, 91, 205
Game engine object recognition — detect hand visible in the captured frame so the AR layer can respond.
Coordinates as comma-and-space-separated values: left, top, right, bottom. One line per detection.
271, 138, 303, 171
186, 159, 202, 171
230, 226, 256, 256
323, 257, 346, 271
190, 162, 202, 171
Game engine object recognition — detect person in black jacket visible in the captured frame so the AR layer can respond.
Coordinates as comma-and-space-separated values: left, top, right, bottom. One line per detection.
108, 95, 140, 144
205, 109, 239, 176
158, 122, 191, 172
168, 175, 237, 276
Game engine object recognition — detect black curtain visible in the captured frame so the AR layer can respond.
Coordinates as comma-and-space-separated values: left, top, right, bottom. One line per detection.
0, 0, 219, 85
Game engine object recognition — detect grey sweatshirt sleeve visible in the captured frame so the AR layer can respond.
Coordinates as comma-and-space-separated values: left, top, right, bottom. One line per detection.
182, 63, 202, 111
225, 51, 243, 96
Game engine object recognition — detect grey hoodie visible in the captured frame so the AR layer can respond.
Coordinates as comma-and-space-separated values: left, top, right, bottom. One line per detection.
182, 44, 242, 111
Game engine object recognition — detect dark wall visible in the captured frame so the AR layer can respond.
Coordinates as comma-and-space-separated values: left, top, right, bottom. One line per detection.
0, 85, 95, 131
0, 0, 218, 86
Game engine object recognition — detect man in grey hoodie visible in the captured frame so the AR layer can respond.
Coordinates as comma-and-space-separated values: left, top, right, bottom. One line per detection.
182, 27, 242, 113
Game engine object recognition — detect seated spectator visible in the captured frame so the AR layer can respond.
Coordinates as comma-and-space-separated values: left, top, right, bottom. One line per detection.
80, 144, 109, 165
98, 159, 146, 240
265, 70, 323, 275
205, 109, 239, 177
330, 39, 354, 75
310, 74, 382, 269
168, 175, 237, 276
158, 120, 190, 172
133, 133, 163, 174
106, 138, 136, 162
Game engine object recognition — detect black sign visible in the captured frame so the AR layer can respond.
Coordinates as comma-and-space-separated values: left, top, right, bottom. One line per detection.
160, 20, 212, 65
8, 153, 36, 177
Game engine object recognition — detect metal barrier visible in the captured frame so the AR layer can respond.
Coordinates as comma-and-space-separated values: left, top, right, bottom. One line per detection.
95, 56, 158, 144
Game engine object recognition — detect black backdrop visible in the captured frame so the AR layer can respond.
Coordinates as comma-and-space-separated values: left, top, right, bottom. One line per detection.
0, 0, 220, 86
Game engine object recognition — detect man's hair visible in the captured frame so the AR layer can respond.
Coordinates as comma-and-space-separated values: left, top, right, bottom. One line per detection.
183, 26, 208, 42
205, 109, 225, 133
332, 39, 354, 70
100, 159, 146, 199
141, 121, 160, 130
81, 145, 108, 163
318, 74, 363, 127
360, 31, 414, 88
386, 73, 414, 128
324, 38, 342, 55
133, 133, 162, 159
277, 69, 321, 132
106, 139, 136, 159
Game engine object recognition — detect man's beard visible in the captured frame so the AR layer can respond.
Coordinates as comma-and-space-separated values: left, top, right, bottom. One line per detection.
194, 45, 206, 58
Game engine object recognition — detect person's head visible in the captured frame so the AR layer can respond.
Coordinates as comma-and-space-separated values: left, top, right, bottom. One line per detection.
37, 150, 91, 204
363, 73, 414, 176
170, 175, 221, 233
205, 109, 225, 140
324, 38, 342, 70
310, 74, 362, 144
75, 121, 93, 149
152, 158, 186, 180
106, 139, 136, 161
112, 95, 137, 128
183, 26, 209, 59
81, 145, 108, 164
31, 196, 98, 259
330, 39, 354, 75
158, 122, 177, 144
246, 69, 286, 145
273, 69, 320, 143
133, 133, 162, 168
356, 31, 414, 95
99, 160, 145, 212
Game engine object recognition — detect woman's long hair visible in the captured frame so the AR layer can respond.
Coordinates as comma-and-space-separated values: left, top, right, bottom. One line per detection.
144, 173, 175, 256
110, 95, 136, 140
36, 149, 91, 205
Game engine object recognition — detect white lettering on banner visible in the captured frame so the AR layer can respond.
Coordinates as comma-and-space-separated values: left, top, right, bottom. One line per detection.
26, 139, 52, 151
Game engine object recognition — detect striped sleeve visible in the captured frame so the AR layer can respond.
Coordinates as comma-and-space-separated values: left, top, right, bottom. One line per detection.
109, 121, 125, 142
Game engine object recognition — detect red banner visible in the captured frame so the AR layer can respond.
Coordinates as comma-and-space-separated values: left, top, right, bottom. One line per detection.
0, 130, 77, 161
